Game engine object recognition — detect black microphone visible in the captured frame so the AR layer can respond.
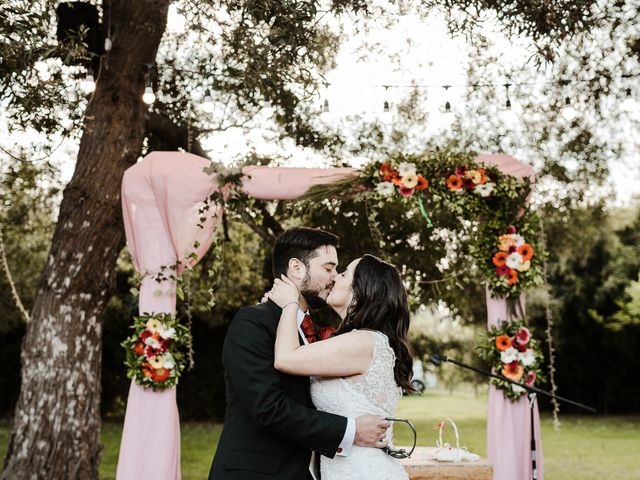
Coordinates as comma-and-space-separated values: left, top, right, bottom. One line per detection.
428, 353, 448, 366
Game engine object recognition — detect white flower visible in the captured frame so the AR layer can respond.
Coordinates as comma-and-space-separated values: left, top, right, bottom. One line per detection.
511, 234, 525, 247
500, 347, 518, 364
159, 325, 176, 339
519, 349, 536, 367
144, 337, 161, 349
475, 183, 494, 197
511, 384, 526, 394
148, 356, 164, 369
506, 252, 523, 269
146, 318, 162, 333
398, 162, 417, 177
162, 352, 175, 369
376, 181, 395, 196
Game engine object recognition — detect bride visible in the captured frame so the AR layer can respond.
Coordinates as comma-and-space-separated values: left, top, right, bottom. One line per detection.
267, 254, 413, 480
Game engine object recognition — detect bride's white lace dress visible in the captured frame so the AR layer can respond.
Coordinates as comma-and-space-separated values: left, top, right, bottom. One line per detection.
311, 330, 409, 479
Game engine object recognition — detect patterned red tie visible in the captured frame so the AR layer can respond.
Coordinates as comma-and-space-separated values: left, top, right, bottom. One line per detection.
300, 314, 317, 344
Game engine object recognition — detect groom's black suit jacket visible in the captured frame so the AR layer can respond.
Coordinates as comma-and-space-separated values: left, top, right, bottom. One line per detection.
210, 300, 347, 480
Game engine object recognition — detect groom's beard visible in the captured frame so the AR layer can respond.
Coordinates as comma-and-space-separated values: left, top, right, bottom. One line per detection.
301, 289, 327, 309
300, 273, 331, 309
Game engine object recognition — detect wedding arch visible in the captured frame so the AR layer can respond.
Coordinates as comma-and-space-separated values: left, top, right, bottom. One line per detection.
116, 150, 544, 480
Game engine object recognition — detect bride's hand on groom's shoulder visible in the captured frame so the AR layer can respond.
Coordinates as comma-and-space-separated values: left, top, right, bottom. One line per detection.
265, 275, 299, 308
354, 415, 390, 449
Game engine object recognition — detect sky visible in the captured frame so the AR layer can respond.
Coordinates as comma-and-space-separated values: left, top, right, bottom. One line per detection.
2, 4, 639, 205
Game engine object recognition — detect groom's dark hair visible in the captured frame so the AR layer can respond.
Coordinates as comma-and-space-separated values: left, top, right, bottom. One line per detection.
272, 227, 339, 279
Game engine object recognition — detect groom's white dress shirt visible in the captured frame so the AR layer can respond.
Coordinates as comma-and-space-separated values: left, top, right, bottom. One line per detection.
296, 308, 355, 479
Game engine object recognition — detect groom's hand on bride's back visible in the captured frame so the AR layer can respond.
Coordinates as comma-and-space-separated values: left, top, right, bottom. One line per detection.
354, 415, 390, 448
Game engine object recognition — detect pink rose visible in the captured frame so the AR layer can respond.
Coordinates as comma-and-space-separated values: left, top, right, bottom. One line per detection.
515, 326, 531, 345
525, 370, 536, 386
399, 186, 415, 197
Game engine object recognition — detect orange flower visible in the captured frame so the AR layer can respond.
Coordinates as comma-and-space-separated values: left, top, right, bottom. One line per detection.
380, 163, 398, 181
492, 251, 508, 267
507, 269, 519, 285
496, 335, 512, 351
392, 176, 403, 186
152, 368, 170, 382
134, 341, 145, 356
502, 363, 525, 381
498, 234, 515, 251
415, 175, 429, 190
142, 362, 153, 378
477, 168, 488, 185
447, 174, 463, 190
518, 243, 534, 261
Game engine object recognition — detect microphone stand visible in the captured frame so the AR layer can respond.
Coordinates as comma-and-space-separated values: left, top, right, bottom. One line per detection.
428, 353, 595, 480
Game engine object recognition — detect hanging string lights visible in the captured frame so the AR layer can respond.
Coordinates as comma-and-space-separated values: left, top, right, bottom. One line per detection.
443, 85, 451, 113
504, 83, 512, 110
69, 49, 638, 115
80, 67, 96, 94
141, 64, 156, 105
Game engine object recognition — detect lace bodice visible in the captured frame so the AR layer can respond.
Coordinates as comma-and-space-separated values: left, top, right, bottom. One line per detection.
310, 330, 408, 480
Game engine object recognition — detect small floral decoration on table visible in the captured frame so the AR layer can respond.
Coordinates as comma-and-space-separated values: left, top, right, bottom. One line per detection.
122, 312, 190, 390
476, 321, 544, 401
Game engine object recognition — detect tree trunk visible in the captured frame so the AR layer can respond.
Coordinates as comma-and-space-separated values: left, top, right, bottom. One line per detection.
2, 1, 170, 478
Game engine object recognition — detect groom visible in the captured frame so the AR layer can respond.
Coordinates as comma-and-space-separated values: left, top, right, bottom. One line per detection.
210, 227, 390, 479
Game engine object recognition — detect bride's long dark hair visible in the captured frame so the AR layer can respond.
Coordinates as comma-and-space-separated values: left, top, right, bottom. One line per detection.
334, 254, 414, 393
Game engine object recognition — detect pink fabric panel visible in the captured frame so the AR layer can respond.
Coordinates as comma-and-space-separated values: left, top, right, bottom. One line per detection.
240, 165, 358, 199
117, 151, 222, 479
486, 291, 544, 480
476, 153, 536, 182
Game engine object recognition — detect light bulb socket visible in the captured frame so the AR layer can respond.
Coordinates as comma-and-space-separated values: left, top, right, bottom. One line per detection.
626, 87, 632, 97
506, 98, 512, 109
322, 99, 329, 113
445, 101, 451, 112
564, 96, 571, 106
383, 100, 390, 112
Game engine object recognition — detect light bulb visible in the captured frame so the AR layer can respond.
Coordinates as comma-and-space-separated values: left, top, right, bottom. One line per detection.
262, 99, 274, 117
142, 86, 156, 104
80, 74, 96, 94
202, 89, 214, 113
561, 96, 576, 121
104, 38, 112, 51
622, 88, 637, 112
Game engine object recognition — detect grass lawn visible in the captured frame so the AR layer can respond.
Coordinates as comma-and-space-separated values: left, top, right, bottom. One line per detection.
2, 388, 639, 479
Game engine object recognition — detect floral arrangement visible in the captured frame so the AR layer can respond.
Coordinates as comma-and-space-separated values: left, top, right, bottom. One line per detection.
122, 312, 190, 390
491, 225, 535, 287
476, 321, 544, 401
446, 165, 495, 198
377, 161, 429, 197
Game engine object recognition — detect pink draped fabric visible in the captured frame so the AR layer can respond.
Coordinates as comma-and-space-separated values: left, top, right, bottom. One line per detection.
241, 165, 357, 199
480, 155, 543, 480
117, 152, 222, 480
486, 293, 544, 480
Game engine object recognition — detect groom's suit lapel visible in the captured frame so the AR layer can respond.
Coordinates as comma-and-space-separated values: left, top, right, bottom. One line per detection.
265, 299, 306, 346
